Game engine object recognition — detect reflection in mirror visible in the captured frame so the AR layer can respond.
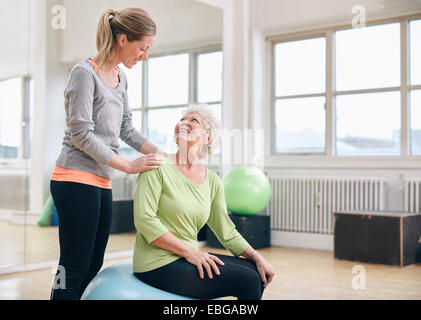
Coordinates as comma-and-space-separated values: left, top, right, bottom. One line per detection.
0, 0, 222, 293
0, 0, 31, 276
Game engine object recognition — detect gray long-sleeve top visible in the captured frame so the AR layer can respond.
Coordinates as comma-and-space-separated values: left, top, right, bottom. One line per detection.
56, 59, 147, 179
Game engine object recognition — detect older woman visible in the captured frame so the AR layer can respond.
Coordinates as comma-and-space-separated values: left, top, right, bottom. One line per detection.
133, 105, 275, 300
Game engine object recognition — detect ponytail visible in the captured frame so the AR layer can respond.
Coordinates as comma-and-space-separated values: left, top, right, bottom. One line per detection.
95, 8, 156, 68
96, 9, 117, 67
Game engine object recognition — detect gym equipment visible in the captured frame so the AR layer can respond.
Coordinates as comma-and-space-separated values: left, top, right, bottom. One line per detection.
38, 194, 53, 227
81, 261, 209, 300
334, 210, 421, 267
223, 166, 271, 216
51, 203, 59, 226
207, 212, 271, 249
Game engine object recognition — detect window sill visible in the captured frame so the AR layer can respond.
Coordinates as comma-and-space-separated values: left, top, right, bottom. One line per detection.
0, 159, 30, 172
265, 155, 421, 170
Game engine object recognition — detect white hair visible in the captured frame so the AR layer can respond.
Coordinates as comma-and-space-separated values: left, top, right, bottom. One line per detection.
180, 104, 221, 158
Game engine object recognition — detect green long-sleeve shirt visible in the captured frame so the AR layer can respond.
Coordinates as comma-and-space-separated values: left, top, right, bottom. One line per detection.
133, 155, 250, 273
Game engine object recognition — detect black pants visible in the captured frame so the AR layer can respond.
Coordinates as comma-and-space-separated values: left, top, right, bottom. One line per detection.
50, 180, 113, 300
135, 253, 264, 300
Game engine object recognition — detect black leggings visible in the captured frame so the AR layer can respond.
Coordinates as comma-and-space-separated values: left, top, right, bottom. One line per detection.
50, 180, 113, 300
135, 253, 264, 300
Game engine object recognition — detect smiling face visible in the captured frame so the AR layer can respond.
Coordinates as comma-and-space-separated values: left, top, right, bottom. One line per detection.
174, 112, 209, 150
117, 34, 155, 68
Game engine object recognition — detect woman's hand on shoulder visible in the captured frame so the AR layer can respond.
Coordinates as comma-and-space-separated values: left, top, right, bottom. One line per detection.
127, 153, 165, 174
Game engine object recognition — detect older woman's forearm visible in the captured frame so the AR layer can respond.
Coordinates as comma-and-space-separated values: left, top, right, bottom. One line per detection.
241, 246, 263, 263
151, 231, 192, 258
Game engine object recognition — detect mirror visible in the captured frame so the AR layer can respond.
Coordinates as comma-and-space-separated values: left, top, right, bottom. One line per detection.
0, 0, 31, 274
0, 0, 223, 281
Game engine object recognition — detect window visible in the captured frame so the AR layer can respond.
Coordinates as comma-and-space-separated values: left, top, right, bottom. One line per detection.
196, 51, 223, 153
273, 37, 326, 153
410, 20, 421, 155
0, 77, 31, 160
197, 51, 222, 103
147, 107, 184, 154
275, 97, 326, 153
410, 90, 421, 154
148, 54, 189, 107
336, 92, 400, 155
410, 19, 421, 85
272, 17, 421, 158
118, 49, 223, 159
335, 23, 400, 91
118, 62, 142, 160
335, 23, 401, 156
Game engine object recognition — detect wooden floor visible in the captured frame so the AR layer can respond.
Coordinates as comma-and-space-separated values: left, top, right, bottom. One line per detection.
0, 246, 420, 300
0, 220, 136, 266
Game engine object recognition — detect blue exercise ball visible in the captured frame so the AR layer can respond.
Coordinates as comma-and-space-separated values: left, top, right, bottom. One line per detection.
81, 261, 196, 300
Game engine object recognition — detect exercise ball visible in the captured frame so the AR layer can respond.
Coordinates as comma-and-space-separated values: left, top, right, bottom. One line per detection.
223, 166, 271, 216
81, 261, 196, 300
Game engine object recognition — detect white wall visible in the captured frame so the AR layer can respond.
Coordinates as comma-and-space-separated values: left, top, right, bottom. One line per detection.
0, 0, 32, 79
30, 0, 68, 213
59, 0, 223, 65
252, 0, 421, 34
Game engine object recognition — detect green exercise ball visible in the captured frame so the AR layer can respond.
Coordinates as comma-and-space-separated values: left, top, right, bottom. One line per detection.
223, 166, 271, 216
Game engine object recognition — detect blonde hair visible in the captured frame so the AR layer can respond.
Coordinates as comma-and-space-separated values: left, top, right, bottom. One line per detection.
180, 104, 221, 158
96, 8, 156, 67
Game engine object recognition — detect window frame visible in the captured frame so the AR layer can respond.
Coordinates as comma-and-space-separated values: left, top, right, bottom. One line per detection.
268, 14, 421, 164
271, 33, 328, 155
121, 45, 222, 160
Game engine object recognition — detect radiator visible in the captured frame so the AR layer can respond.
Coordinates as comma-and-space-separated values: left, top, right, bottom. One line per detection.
404, 177, 421, 213
112, 174, 138, 201
0, 173, 30, 211
267, 176, 386, 234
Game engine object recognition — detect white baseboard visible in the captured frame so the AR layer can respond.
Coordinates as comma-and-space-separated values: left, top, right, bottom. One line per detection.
10, 211, 39, 225
271, 231, 333, 251
0, 209, 12, 221
0, 209, 39, 225
0, 250, 133, 275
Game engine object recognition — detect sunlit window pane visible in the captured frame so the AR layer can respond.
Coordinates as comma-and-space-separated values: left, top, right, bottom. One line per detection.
147, 107, 184, 154
118, 111, 142, 161
131, 110, 142, 133
120, 62, 142, 109
410, 20, 421, 85
148, 54, 189, 107
336, 92, 400, 156
410, 90, 421, 154
275, 97, 325, 153
205, 103, 221, 125
197, 51, 222, 103
275, 37, 326, 96
0, 78, 22, 159
335, 23, 400, 91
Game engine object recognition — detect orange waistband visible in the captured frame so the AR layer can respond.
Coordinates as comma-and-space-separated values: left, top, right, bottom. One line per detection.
50, 165, 112, 189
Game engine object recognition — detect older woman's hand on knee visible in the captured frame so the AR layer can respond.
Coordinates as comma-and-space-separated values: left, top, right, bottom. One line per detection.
184, 249, 225, 279
243, 248, 275, 288
253, 252, 275, 288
